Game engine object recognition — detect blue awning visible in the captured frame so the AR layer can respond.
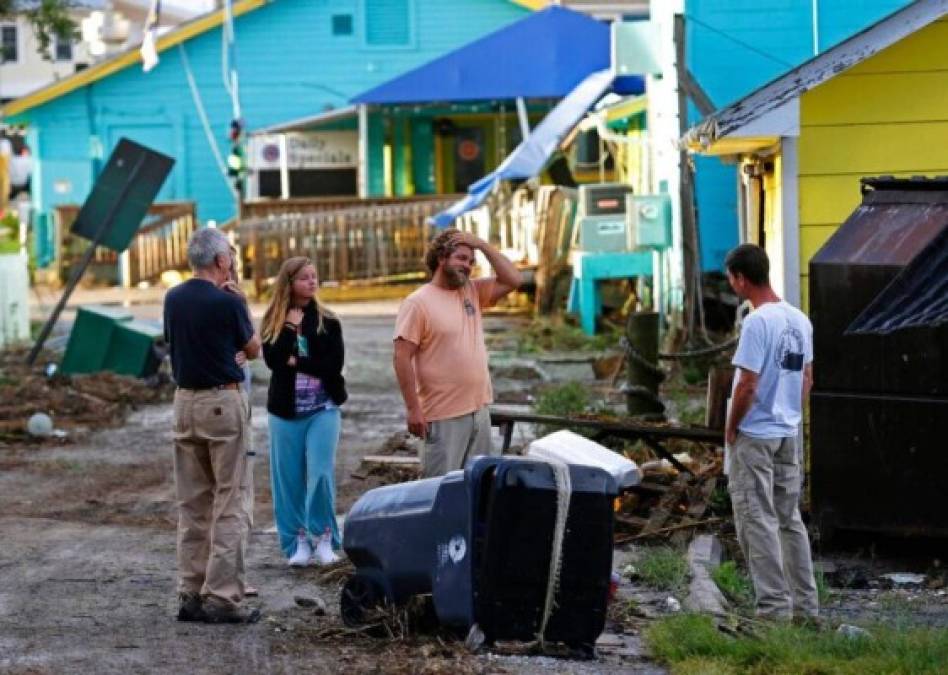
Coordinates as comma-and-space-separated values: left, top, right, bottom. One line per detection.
430, 69, 616, 228
352, 7, 644, 104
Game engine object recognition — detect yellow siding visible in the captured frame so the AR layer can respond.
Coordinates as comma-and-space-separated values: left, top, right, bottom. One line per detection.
797, 17, 948, 311
846, 19, 948, 75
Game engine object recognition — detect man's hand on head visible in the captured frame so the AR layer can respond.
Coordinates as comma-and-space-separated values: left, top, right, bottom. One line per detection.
448, 231, 483, 252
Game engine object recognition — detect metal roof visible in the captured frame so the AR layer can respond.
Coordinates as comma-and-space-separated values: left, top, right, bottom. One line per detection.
252, 106, 358, 134
352, 7, 643, 105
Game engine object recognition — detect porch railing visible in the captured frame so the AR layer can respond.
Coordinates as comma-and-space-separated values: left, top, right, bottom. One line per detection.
54, 201, 197, 287
127, 203, 198, 285
234, 196, 458, 296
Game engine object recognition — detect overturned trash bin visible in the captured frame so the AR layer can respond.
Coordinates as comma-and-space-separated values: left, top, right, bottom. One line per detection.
342, 455, 617, 655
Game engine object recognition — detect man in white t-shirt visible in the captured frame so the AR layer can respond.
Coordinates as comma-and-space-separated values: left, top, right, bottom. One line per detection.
724, 244, 818, 622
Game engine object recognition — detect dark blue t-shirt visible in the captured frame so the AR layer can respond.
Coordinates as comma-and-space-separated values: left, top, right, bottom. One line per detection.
163, 279, 254, 388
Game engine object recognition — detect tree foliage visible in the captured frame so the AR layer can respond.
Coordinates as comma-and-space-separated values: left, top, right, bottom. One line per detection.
0, 1, 78, 58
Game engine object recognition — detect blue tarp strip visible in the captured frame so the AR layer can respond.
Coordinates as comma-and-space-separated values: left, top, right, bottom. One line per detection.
430, 69, 616, 228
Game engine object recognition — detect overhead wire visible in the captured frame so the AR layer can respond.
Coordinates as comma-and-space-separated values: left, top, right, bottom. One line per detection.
179, 43, 230, 186
685, 14, 796, 69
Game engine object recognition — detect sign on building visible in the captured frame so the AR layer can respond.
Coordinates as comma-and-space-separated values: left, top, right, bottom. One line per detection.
249, 131, 359, 198
250, 131, 358, 170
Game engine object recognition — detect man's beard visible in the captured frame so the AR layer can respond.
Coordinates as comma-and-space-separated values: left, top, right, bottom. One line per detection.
445, 266, 468, 288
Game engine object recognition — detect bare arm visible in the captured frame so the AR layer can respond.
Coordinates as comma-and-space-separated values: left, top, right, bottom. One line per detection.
393, 338, 426, 438
241, 333, 261, 361
451, 231, 521, 304
222, 279, 261, 361
725, 367, 759, 446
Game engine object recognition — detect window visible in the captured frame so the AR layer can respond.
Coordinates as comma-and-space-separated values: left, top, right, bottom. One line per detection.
332, 14, 353, 36
364, 0, 411, 46
1, 25, 17, 63
54, 35, 73, 62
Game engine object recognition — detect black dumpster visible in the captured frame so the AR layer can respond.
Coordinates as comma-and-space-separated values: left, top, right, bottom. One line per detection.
809, 176, 948, 539
342, 456, 617, 653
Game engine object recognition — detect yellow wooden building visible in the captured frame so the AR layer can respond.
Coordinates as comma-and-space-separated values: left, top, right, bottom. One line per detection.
683, 0, 948, 311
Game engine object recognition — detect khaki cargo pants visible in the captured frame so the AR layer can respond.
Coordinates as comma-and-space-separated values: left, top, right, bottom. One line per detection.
422, 406, 498, 478
173, 387, 252, 609
729, 432, 818, 619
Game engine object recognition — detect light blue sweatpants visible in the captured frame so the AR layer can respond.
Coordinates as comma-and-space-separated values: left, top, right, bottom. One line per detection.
268, 407, 342, 558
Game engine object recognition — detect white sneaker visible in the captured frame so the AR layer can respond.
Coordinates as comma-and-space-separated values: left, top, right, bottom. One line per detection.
312, 531, 339, 565
288, 534, 312, 567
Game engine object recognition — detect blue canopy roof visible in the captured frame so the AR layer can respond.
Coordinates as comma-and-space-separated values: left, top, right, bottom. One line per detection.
352, 7, 644, 105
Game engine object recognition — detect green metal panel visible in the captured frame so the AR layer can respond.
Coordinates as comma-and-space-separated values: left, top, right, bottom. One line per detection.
102, 320, 163, 377
393, 117, 410, 195
367, 111, 386, 196
409, 117, 434, 194
60, 305, 133, 374
628, 194, 672, 250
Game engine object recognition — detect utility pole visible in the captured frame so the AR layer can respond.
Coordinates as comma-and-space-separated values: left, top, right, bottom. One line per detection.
674, 13, 701, 345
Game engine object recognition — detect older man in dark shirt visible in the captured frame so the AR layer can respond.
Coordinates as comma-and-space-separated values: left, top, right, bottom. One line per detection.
163, 227, 260, 623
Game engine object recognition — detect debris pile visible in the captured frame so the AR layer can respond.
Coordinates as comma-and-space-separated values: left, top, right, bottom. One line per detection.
0, 347, 174, 444
351, 431, 422, 484
614, 449, 723, 546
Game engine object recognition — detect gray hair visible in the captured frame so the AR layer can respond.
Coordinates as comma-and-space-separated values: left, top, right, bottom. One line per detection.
187, 227, 230, 271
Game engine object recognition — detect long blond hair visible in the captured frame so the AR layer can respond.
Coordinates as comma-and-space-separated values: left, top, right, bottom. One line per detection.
260, 256, 336, 343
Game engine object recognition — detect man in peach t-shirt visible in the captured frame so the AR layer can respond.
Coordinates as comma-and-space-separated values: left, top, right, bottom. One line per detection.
393, 228, 522, 477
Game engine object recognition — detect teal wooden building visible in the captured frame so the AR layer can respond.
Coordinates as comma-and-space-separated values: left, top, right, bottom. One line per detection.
1, 0, 537, 267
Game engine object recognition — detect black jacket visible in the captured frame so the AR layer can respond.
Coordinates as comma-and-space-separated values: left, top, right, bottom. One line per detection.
263, 301, 347, 419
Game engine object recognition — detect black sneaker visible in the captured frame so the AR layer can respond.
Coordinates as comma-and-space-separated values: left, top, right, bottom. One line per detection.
176, 592, 205, 622
202, 602, 261, 624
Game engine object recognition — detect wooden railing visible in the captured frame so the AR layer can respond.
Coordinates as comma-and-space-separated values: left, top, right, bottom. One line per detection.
234, 196, 458, 296
54, 202, 197, 287
127, 203, 197, 285
240, 194, 462, 220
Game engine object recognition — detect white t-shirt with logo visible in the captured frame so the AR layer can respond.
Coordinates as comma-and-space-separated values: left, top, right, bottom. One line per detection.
731, 301, 813, 439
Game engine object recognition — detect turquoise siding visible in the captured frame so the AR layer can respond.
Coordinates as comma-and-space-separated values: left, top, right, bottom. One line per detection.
14, 0, 529, 235
686, 0, 910, 271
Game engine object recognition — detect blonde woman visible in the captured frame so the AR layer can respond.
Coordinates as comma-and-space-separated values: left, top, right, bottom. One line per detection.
261, 257, 347, 566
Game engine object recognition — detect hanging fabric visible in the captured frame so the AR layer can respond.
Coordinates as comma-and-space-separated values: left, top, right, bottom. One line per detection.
140, 0, 161, 72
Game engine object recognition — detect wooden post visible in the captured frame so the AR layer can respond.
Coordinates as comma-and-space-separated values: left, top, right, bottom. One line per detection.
625, 311, 666, 417
336, 213, 348, 283
251, 223, 264, 299
705, 365, 734, 431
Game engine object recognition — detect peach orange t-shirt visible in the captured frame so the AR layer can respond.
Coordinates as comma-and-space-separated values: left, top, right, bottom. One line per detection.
393, 278, 495, 422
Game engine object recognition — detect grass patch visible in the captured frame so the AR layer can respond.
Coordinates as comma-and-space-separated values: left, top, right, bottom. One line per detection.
638, 547, 689, 592
511, 317, 622, 354
712, 561, 754, 609
646, 613, 948, 674
533, 381, 590, 436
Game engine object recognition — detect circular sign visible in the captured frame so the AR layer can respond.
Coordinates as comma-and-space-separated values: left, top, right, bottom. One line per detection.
458, 139, 480, 162
262, 143, 280, 163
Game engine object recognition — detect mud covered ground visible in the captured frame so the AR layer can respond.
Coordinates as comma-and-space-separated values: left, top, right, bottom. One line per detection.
0, 302, 655, 674
3, 299, 945, 674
